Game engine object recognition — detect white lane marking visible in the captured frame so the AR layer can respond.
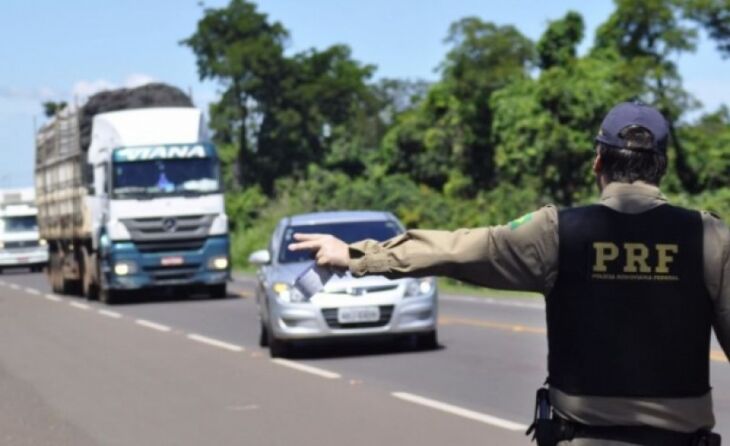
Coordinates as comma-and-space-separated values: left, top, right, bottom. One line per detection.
0, 280, 6, 285
271, 359, 341, 380
391, 392, 527, 432
98, 309, 122, 319
24, 288, 41, 295
69, 302, 91, 311
187, 334, 244, 352
135, 319, 171, 332
443, 294, 544, 310
9, 284, 20, 290
45, 293, 62, 302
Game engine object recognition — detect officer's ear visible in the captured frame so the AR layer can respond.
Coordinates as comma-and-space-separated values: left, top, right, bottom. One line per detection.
593, 152, 603, 176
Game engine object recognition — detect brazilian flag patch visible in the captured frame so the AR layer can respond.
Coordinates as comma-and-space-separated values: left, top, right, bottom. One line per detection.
508, 212, 534, 230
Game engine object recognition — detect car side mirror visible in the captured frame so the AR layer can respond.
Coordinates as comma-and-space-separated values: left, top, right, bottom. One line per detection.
248, 249, 271, 266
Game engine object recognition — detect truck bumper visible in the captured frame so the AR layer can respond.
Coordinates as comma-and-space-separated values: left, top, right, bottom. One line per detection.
105, 236, 229, 290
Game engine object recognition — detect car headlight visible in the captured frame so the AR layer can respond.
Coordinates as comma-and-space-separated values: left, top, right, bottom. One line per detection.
208, 256, 229, 270
272, 282, 307, 303
405, 277, 435, 297
113, 261, 137, 276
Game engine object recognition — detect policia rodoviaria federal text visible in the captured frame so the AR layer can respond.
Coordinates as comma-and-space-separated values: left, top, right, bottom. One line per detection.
289, 102, 729, 446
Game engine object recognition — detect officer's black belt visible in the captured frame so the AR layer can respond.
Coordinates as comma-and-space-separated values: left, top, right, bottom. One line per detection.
558, 418, 720, 446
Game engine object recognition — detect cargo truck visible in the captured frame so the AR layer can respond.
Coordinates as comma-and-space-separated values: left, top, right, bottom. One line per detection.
35, 84, 230, 303
0, 188, 48, 273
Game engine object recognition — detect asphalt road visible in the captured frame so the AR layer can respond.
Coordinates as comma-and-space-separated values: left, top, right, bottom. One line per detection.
0, 270, 728, 445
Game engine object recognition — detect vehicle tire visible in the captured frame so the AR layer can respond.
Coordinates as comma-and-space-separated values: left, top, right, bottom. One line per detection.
99, 288, 122, 305
82, 249, 99, 301
62, 278, 82, 296
50, 253, 63, 293
259, 320, 269, 347
208, 283, 227, 299
415, 330, 438, 350
269, 336, 290, 358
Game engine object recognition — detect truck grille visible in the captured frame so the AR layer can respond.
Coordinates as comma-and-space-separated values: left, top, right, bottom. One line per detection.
321, 305, 395, 329
134, 238, 206, 253
121, 215, 215, 242
4, 240, 40, 250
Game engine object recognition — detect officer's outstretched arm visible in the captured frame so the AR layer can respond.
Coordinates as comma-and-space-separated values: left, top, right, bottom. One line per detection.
290, 206, 559, 295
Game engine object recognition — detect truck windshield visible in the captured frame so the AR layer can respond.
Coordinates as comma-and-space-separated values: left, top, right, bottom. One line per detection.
112, 158, 220, 198
279, 220, 402, 264
0, 215, 38, 233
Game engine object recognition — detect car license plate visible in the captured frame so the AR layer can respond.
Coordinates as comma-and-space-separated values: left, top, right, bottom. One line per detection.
161, 256, 184, 266
337, 306, 380, 324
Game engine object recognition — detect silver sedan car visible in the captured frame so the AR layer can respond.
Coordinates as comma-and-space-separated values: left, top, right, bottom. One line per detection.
248, 211, 438, 357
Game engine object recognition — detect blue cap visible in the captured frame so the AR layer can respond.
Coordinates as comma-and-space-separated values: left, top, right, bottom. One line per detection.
595, 102, 669, 154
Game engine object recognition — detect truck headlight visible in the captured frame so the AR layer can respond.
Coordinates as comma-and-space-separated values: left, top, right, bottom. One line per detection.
39, 239, 47, 246
272, 282, 306, 303
208, 256, 229, 270
0, 241, 4, 249
405, 278, 435, 297
113, 261, 137, 276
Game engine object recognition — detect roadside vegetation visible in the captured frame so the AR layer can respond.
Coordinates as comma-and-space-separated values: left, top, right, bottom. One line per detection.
182, 0, 730, 268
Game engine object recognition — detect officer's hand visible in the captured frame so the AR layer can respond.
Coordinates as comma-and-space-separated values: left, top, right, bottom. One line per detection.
288, 233, 350, 269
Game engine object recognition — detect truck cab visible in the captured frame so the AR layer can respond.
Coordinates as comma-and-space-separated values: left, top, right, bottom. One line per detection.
86, 108, 229, 302
0, 188, 48, 273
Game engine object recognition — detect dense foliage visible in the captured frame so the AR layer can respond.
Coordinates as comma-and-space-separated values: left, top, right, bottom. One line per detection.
183, 0, 730, 267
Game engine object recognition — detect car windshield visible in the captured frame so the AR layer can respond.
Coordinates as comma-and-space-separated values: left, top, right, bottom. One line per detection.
112, 158, 220, 198
279, 220, 402, 264
0, 215, 38, 233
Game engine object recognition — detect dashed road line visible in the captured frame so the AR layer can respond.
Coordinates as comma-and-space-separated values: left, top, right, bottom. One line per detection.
44, 293, 62, 302
392, 392, 527, 432
187, 334, 244, 352
24, 287, 41, 295
9, 284, 20, 290
69, 302, 91, 311
98, 309, 122, 319
271, 359, 341, 379
135, 319, 172, 333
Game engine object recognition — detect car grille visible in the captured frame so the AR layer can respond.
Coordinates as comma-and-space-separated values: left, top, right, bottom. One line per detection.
4, 240, 40, 250
327, 284, 399, 296
134, 238, 207, 253
321, 305, 395, 329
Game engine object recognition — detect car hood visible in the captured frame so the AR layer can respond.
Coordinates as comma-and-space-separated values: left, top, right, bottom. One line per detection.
268, 261, 410, 289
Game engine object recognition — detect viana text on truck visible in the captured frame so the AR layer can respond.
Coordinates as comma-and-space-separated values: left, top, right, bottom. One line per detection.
35, 84, 230, 303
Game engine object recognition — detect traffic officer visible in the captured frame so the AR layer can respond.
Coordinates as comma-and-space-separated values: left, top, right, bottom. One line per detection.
289, 102, 729, 445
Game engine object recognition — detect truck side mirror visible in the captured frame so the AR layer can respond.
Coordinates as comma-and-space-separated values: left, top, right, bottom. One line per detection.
248, 249, 271, 266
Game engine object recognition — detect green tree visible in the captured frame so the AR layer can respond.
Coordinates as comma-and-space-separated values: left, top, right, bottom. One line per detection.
537, 11, 585, 69
382, 18, 534, 193
182, 0, 288, 186
42, 101, 67, 118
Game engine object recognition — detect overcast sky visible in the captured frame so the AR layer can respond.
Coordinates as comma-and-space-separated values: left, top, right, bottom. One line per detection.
1, 0, 726, 188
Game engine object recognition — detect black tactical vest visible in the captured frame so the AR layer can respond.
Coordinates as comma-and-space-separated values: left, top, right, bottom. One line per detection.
547, 204, 712, 398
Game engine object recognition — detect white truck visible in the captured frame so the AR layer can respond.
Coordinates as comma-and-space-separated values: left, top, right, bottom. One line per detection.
35, 84, 230, 303
0, 188, 48, 273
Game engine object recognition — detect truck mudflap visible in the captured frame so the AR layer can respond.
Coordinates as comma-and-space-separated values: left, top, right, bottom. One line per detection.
104, 235, 229, 290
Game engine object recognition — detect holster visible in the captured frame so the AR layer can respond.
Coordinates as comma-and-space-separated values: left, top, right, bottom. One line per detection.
525, 387, 721, 446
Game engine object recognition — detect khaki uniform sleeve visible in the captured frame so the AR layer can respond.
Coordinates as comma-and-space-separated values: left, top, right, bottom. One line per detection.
703, 212, 730, 357
348, 206, 559, 295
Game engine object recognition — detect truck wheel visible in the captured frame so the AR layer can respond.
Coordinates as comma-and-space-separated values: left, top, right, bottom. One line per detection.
100, 288, 122, 305
259, 321, 269, 347
208, 284, 227, 299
